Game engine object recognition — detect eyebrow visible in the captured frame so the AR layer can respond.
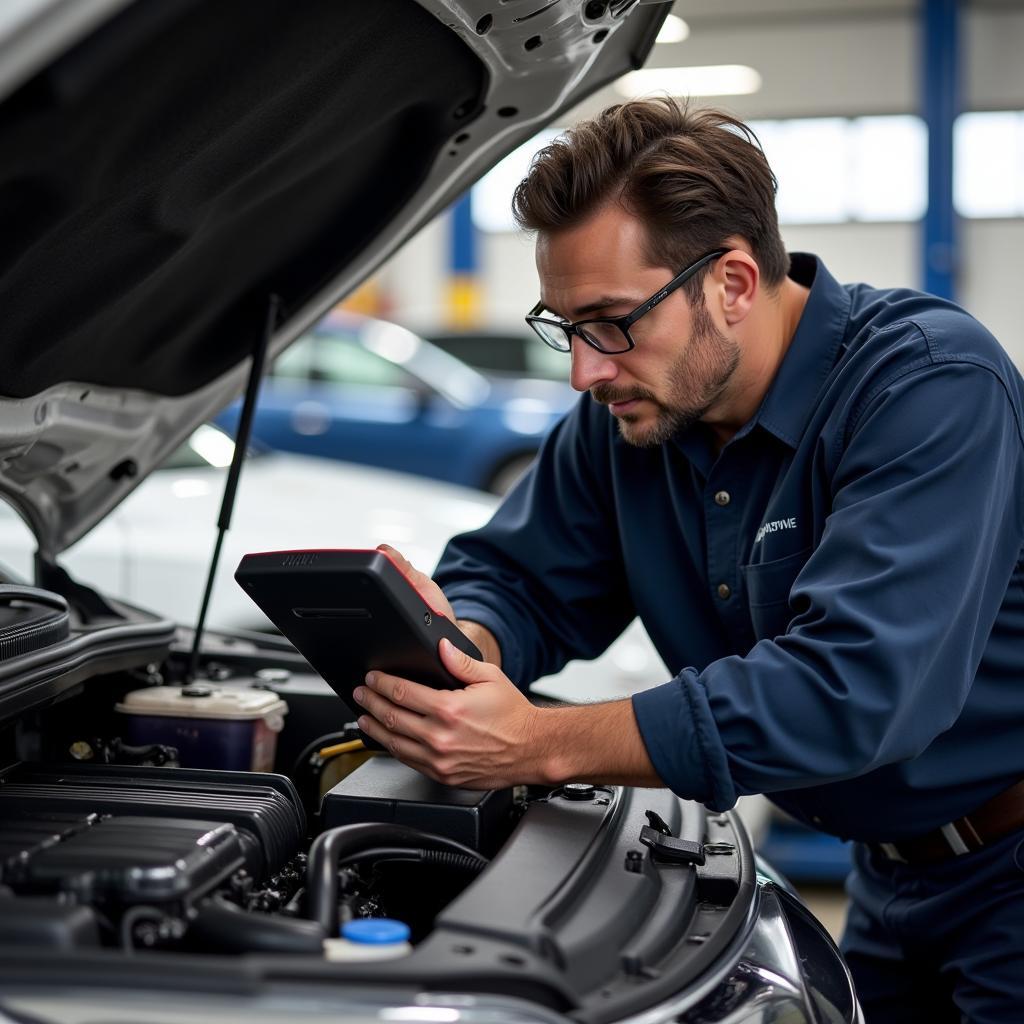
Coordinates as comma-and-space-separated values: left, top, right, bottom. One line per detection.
541, 295, 642, 320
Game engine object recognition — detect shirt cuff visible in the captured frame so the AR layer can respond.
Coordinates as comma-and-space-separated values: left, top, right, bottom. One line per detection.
448, 598, 525, 686
631, 670, 737, 811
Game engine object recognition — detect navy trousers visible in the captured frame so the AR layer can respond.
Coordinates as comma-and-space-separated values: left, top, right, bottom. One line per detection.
840, 828, 1024, 1023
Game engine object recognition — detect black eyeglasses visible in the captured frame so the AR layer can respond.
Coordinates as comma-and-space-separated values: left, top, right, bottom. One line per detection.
525, 248, 728, 355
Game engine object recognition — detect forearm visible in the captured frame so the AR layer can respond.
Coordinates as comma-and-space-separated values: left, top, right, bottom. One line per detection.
532, 698, 663, 788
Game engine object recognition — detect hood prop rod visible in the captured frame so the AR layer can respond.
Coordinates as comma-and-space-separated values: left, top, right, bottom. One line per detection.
188, 294, 280, 681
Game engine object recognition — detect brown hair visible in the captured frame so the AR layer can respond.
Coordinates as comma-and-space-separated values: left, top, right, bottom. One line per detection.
512, 97, 789, 300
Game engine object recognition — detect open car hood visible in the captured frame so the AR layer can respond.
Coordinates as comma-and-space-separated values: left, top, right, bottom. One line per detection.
0, 0, 669, 562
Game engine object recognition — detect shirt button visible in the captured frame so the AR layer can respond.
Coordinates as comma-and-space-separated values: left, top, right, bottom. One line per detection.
714, 490, 731, 506
717, 583, 732, 600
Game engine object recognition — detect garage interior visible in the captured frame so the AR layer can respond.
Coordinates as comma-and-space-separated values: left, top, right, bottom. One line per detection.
347, 0, 1024, 938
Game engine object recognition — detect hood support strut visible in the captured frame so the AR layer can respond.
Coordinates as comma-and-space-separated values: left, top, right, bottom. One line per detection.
188, 295, 280, 681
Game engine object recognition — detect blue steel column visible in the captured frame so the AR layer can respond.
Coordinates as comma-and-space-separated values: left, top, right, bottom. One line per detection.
921, 0, 960, 300
447, 192, 481, 327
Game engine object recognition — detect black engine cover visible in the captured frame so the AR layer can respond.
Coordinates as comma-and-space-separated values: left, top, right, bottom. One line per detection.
1, 811, 245, 906
0, 763, 305, 887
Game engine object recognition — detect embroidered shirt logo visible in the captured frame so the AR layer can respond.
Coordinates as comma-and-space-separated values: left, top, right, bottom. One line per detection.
754, 517, 798, 544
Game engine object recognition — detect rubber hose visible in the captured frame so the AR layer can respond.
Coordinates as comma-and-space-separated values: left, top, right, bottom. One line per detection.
336, 846, 488, 874
192, 895, 325, 954
424, 849, 488, 873
307, 823, 489, 934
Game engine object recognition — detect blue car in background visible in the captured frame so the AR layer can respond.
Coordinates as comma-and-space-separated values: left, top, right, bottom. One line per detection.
216, 311, 576, 493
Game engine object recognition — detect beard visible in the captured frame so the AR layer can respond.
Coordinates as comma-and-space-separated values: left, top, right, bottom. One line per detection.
592, 302, 740, 448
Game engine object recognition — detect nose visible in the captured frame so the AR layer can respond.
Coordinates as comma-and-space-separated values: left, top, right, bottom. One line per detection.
569, 338, 619, 393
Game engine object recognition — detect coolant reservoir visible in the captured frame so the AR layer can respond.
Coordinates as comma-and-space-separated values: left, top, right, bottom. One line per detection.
115, 684, 287, 771
323, 918, 413, 961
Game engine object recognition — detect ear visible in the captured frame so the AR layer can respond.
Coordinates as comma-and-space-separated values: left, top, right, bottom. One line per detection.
714, 249, 759, 328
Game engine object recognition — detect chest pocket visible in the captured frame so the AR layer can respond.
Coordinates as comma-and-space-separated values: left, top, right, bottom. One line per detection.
741, 546, 812, 640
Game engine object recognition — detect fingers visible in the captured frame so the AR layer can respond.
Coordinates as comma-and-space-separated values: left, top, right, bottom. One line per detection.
377, 543, 420, 581
356, 712, 434, 766
352, 681, 430, 741
439, 637, 489, 684
377, 544, 456, 622
360, 671, 440, 715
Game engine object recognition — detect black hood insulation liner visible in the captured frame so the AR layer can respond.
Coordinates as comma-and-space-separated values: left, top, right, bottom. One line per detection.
0, 0, 487, 399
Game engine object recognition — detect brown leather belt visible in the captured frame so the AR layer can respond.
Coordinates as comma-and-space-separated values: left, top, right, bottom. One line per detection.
872, 780, 1024, 865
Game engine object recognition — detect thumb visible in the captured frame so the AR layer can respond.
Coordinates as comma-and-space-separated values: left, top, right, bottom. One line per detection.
440, 637, 490, 685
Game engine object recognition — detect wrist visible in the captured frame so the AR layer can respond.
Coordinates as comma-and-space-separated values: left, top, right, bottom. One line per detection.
526, 700, 662, 789
527, 706, 571, 786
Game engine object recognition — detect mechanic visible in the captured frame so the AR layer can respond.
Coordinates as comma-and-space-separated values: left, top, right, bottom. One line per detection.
351, 98, 1024, 1022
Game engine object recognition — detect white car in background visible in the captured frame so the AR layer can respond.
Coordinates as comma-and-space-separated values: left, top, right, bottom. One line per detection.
0, 425, 669, 706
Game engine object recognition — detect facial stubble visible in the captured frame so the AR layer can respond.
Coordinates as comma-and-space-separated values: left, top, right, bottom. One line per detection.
594, 303, 740, 448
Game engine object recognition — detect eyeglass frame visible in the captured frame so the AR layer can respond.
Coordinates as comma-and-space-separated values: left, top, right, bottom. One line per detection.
525, 247, 729, 355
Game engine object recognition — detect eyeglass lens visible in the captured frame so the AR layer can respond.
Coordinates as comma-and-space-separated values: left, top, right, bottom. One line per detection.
532, 320, 572, 351
578, 321, 630, 353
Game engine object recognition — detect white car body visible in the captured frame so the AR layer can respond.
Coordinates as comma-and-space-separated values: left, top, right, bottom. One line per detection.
0, 428, 667, 702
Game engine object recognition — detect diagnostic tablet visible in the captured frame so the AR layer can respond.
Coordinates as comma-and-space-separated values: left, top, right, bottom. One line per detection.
234, 549, 482, 721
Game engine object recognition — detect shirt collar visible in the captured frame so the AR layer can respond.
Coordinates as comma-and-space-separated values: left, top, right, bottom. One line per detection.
753, 253, 851, 449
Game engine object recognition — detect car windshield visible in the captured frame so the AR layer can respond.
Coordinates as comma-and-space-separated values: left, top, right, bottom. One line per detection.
314, 315, 491, 408
428, 331, 569, 380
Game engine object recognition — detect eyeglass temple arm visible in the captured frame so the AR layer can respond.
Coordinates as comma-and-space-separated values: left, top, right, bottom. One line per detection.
623, 248, 729, 327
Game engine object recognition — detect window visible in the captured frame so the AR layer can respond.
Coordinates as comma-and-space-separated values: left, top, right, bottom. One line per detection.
748, 115, 927, 224
472, 117, 928, 230
271, 339, 315, 381
751, 118, 851, 223
954, 111, 1024, 218
312, 335, 414, 389
471, 129, 561, 233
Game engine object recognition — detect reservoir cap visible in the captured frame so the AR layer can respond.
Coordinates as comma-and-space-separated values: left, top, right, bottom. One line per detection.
341, 919, 411, 944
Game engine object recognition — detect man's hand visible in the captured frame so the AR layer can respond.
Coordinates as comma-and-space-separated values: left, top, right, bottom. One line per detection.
377, 543, 456, 622
354, 638, 663, 790
378, 544, 502, 667
361, 545, 662, 790
353, 638, 549, 789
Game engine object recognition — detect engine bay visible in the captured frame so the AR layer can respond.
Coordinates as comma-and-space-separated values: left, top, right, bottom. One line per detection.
0, 598, 756, 1021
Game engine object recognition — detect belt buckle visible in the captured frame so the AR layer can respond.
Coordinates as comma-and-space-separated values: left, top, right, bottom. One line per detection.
939, 822, 974, 856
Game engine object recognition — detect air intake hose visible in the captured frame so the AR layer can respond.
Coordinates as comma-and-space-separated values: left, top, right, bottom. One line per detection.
192, 895, 325, 954
307, 823, 489, 933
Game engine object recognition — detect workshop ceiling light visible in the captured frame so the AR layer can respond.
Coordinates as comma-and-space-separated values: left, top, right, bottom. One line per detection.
655, 14, 689, 43
616, 65, 762, 99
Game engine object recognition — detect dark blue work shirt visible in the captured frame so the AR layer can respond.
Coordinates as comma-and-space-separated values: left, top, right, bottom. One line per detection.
434, 254, 1024, 842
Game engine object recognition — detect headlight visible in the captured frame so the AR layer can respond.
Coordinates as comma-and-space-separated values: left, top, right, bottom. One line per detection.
617, 882, 862, 1024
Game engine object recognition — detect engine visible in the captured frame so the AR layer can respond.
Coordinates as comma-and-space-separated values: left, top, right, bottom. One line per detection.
0, 675, 515, 957
0, 762, 310, 950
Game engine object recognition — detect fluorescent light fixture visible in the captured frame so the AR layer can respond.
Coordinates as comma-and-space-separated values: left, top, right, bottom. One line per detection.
616, 65, 762, 99
656, 15, 690, 44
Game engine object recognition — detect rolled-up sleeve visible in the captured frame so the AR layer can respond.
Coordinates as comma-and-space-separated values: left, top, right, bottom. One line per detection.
633, 361, 1024, 810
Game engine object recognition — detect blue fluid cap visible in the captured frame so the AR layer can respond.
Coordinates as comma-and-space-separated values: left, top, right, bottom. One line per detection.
341, 918, 412, 944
